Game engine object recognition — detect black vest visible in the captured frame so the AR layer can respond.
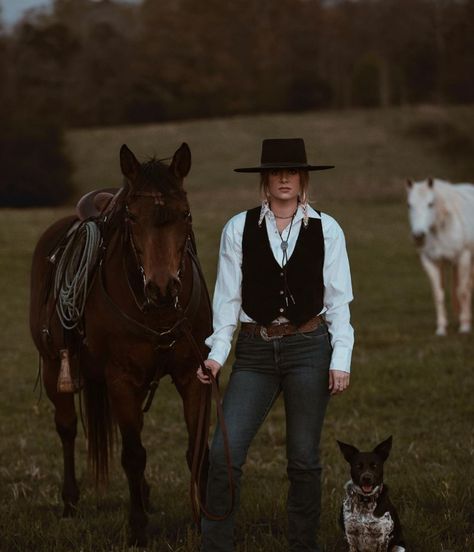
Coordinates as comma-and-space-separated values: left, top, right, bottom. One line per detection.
241, 206, 325, 325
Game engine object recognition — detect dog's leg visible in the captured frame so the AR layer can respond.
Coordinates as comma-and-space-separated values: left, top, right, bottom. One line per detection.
420, 254, 447, 335
456, 249, 472, 333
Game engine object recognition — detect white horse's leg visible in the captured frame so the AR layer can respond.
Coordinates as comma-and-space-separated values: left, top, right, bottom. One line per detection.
420, 254, 447, 335
451, 263, 460, 319
456, 249, 472, 333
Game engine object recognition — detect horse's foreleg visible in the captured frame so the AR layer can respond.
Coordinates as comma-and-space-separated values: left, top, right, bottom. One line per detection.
43, 358, 79, 517
108, 380, 148, 546
175, 374, 210, 509
452, 263, 460, 320
455, 249, 472, 333
421, 255, 448, 335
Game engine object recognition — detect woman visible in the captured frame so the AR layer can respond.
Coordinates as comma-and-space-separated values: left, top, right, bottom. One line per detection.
197, 138, 354, 552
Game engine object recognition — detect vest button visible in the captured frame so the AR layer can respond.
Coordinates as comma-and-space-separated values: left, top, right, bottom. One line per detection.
279, 290, 284, 295
280, 272, 284, 276
279, 307, 284, 313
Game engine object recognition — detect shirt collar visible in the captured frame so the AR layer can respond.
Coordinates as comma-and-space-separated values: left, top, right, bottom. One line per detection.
258, 201, 320, 226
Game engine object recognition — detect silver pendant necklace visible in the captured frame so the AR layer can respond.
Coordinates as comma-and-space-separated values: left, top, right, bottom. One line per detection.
279, 210, 296, 260
279, 211, 297, 307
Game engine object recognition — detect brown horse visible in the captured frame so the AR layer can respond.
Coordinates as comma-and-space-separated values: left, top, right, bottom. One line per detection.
29, 143, 212, 545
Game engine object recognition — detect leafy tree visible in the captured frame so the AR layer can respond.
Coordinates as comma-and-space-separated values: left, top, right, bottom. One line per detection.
0, 113, 73, 207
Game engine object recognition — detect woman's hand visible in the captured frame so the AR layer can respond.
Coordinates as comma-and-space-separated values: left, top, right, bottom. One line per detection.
329, 369, 350, 395
197, 359, 222, 384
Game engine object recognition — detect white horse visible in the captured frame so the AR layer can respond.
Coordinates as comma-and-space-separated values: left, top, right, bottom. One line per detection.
406, 177, 474, 335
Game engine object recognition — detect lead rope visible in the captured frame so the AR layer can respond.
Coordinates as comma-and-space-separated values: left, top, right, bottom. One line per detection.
54, 221, 102, 329
181, 323, 235, 523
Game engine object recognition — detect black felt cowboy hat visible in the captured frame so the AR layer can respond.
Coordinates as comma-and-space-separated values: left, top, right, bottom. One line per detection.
234, 138, 334, 172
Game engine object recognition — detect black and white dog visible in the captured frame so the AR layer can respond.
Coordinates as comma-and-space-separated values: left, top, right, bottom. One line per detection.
337, 436, 406, 552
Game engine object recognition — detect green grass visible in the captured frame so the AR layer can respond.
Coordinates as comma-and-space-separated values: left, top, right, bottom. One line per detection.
1, 106, 474, 551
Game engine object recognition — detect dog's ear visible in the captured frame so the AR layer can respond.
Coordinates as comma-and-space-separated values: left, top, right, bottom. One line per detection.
373, 436, 392, 461
337, 440, 359, 463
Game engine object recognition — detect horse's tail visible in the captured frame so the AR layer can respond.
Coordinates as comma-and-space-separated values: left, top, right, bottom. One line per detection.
83, 378, 115, 488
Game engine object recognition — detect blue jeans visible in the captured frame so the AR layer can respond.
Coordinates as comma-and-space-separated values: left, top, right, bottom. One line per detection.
201, 324, 332, 552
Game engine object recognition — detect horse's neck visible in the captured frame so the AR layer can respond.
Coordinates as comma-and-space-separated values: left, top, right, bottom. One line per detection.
433, 182, 459, 226
425, 182, 469, 257
180, 250, 195, 302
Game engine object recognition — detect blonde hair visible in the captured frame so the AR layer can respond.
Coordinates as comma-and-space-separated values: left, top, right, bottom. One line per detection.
260, 169, 310, 203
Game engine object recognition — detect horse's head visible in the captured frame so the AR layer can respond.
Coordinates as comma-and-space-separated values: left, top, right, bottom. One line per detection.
120, 143, 192, 309
406, 177, 437, 247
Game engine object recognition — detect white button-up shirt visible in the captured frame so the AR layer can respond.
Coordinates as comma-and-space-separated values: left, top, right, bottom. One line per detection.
205, 203, 354, 372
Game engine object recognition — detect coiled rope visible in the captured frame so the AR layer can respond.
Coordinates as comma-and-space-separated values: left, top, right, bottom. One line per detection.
54, 221, 102, 330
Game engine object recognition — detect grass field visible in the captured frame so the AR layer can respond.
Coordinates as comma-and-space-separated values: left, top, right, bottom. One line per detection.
1, 106, 473, 551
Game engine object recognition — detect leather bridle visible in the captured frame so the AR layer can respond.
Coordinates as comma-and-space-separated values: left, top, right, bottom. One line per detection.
123, 192, 192, 313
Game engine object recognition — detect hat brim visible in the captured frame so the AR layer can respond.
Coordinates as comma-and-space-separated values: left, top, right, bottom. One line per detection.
234, 163, 334, 173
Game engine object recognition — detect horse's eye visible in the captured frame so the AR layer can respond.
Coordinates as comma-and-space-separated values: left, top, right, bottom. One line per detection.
428, 201, 434, 208
183, 210, 191, 220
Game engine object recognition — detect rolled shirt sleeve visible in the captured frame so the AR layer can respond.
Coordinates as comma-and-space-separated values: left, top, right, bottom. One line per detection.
321, 214, 354, 373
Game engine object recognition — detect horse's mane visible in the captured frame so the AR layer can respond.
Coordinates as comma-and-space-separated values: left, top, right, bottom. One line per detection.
139, 158, 174, 193
130, 158, 189, 226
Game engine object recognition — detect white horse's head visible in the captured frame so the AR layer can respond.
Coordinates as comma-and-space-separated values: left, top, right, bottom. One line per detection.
406, 178, 437, 247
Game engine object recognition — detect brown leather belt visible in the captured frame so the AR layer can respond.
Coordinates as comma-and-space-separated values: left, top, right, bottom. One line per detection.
240, 314, 325, 341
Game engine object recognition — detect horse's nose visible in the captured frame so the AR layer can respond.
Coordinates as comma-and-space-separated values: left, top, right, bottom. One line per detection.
412, 231, 425, 247
167, 276, 182, 299
145, 280, 162, 305
144, 277, 181, 307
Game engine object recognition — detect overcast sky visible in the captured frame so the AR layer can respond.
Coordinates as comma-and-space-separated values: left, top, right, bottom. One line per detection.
1, 0, 141, 27
2, 0, 51, 25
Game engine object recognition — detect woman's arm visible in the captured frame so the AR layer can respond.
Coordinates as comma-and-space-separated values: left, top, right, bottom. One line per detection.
322, 215, 354, 375
197, 213, 245, 383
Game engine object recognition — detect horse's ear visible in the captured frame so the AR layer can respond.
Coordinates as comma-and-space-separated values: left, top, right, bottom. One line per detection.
337, 440, 359, 463
120, 144, 141, 182
373, 435, 392, 461
406, 178, 413, 189
428, 177, 434, 188
170, 142, 191, 180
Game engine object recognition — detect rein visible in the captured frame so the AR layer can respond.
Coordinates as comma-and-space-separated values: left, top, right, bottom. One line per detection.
181, 323, 235, 523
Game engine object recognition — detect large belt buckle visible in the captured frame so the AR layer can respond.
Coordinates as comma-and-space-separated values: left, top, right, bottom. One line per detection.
260, 326, 282, 341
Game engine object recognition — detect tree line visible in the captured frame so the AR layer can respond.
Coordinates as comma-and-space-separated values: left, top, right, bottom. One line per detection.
1, 0, 473, 206
1, 0, 473, 128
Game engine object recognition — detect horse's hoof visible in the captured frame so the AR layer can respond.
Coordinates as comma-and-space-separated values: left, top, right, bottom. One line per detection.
459, 326, 471, 334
